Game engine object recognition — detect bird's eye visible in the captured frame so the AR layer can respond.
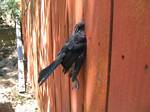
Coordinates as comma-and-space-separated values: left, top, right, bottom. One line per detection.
75, 27, 79, 33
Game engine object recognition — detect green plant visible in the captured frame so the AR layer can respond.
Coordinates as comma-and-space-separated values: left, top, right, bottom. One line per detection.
7, 0, 21, 20
0, 0, 21, 27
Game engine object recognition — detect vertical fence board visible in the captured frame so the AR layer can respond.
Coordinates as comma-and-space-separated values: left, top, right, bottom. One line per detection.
67, 0, 85, 112
58, 0, 71, 112
51, 0, 62, 112
108, 0, 150, 112
84, 0, 111, 112
46, 0, 56, 111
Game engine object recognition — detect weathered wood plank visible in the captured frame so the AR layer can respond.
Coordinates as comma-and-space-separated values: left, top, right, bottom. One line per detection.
84, 0, 111, 112
108, 0, 150, 112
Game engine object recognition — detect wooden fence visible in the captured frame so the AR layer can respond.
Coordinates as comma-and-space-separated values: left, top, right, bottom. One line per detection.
21, 0, 150, 112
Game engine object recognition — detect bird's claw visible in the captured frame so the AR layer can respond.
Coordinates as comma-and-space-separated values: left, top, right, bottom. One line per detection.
72, 80, 79, 90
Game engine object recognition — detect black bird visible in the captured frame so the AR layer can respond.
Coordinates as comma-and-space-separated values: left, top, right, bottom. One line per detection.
38, 21, 86, 89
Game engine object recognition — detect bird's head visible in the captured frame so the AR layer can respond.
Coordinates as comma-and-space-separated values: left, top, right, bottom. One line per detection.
74, 21, 85, 33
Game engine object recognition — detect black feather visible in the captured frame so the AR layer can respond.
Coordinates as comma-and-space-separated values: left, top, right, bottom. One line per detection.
38, 58, 62, 86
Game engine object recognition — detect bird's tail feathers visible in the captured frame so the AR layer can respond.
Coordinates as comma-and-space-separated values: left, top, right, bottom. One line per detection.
38, 57, 62, 86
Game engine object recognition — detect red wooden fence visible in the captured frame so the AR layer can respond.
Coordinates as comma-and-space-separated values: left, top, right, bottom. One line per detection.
21, 0, 150, 112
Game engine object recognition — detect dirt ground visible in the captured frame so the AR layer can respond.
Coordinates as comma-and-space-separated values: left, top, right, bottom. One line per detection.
0, 46, 38, 112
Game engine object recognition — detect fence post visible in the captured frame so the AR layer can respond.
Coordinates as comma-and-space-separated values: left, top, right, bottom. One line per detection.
16, 18, 26, 93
